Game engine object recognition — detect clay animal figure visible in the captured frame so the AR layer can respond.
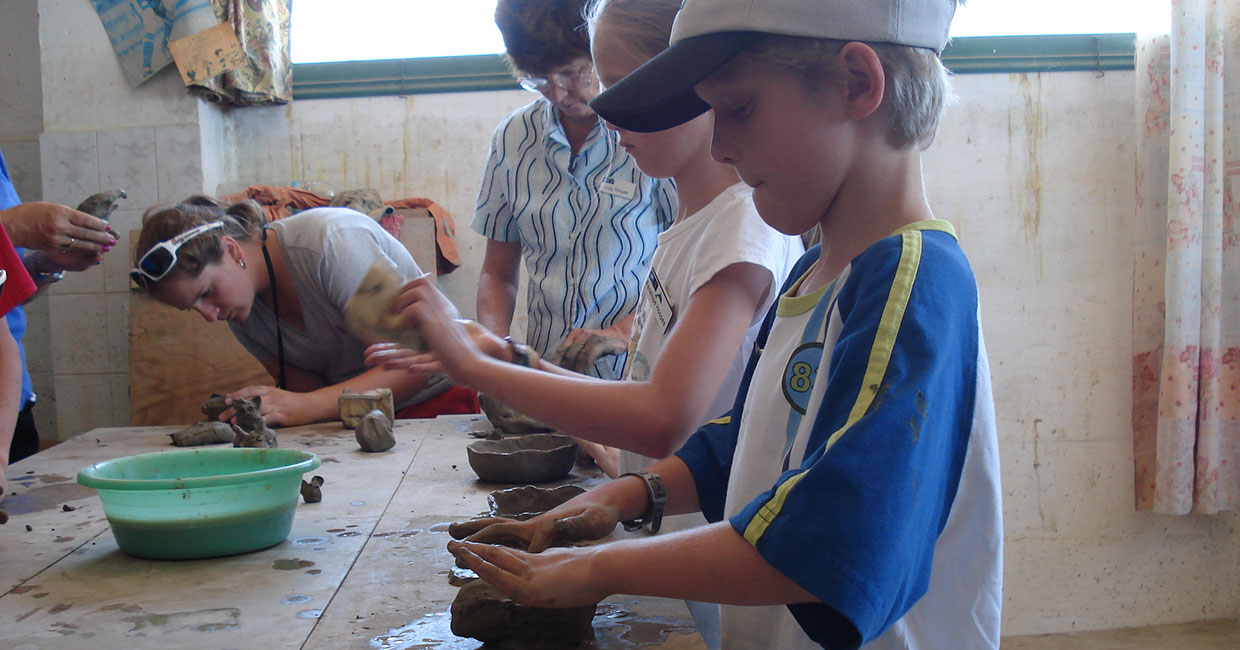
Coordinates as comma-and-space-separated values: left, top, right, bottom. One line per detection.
76, 189, 126, 220
450, 579, 596, 649
169, 421, 235, 446
344, 261, 426, 353
230, 397, 278, 448
300, 475, 324, 503
355, 409, 396, 452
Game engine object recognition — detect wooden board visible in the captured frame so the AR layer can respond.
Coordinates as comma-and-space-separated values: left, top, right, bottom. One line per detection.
129, 290, 271, 426
395, 208, 437, 276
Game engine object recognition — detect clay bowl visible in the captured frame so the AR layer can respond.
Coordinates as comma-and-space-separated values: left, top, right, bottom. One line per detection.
466, 434, 577, 484
488, 484, 587, 520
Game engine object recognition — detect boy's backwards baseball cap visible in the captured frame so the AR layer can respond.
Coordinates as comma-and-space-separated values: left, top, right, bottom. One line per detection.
590, 0, 957, 133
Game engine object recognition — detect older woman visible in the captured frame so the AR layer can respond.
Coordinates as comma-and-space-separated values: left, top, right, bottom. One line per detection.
472, 0, 677, 379
131, 196, 477, 426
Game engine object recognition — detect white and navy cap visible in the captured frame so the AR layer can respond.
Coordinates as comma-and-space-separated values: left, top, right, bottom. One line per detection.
590, 0, 957, 132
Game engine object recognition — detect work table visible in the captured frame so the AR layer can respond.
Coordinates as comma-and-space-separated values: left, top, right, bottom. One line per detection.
0, 415, 706, 649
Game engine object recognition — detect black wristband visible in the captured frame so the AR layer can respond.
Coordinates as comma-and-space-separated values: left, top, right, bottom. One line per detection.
619, 471, 667, 534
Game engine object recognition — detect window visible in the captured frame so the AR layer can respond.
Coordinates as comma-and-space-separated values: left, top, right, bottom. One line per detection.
291, 0, 1163, 99
950, 0, 1167, 38
291, 0, 504, 64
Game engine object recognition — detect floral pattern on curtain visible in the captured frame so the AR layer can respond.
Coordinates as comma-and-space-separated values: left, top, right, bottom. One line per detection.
189, 0, 292, 106
1133, 0, 1240, 514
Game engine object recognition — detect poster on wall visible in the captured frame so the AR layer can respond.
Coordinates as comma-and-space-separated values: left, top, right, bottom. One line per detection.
90, 0, 216, 87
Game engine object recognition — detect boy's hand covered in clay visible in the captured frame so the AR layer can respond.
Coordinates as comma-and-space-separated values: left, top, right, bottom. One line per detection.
446, 541, 609, 609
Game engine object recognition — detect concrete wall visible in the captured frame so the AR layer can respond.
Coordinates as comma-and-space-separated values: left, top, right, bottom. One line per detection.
2, 0, 1239, 638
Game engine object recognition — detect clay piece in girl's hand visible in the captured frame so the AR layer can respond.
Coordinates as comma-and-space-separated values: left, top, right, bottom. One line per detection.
354, 409, 396, 452
344, 261, 425, 353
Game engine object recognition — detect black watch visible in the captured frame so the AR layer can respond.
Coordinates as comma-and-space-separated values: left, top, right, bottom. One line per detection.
620, 471, 667, 534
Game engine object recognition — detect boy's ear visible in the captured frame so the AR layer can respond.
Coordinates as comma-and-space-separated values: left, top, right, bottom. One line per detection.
839, 42, 885, 120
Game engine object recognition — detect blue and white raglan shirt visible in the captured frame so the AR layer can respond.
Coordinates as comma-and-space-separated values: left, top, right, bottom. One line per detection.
676, 221, 1002, 650
471, 98, 677, 379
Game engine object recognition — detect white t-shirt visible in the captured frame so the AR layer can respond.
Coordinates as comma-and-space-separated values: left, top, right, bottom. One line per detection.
617, 182, 803, 483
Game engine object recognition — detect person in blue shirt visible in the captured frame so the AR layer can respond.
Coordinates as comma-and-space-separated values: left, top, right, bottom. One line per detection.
443, 1, 1002, 648
472, 0, 677, 379
0, 146, 115, 472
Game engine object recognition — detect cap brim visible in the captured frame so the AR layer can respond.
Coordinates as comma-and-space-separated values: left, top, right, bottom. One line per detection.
590, 31, 760, 133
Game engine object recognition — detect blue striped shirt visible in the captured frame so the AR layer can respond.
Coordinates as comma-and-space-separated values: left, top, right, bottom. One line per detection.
472, 98, 677, 379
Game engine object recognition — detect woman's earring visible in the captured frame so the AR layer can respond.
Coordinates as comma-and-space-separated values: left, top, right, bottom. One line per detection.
239, 257, 247, 270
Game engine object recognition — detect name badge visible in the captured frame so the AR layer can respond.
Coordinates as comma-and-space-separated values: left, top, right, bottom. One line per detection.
599, 177, 637, 200
645, 269, 677, 336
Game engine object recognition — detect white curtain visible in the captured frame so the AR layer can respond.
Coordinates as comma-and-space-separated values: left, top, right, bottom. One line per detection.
1132, 0, 1240, 514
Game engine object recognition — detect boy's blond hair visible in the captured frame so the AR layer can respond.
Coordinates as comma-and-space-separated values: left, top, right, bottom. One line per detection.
727, 35, 953, 150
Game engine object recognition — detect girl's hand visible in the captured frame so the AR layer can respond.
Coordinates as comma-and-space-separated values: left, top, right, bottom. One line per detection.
364, 321, 507, 376
364, 342, 444, 375
446, 542, 610, 608
389, 278, 483, 379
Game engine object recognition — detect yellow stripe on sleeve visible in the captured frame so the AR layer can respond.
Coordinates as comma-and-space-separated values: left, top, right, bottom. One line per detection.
740, 230, 925, 546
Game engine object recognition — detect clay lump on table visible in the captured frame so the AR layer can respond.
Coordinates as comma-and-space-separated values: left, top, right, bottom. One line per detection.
355, 409, 396, 452
450, 579, 596, 649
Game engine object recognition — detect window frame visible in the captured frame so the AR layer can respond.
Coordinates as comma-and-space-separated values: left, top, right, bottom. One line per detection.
290, 33, 1136, 101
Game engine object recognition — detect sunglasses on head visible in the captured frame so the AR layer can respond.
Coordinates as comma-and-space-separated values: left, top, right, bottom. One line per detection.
129, 221, 225, 286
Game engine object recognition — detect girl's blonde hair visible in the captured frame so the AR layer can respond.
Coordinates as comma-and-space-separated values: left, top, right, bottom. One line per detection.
584, 0, 680, 63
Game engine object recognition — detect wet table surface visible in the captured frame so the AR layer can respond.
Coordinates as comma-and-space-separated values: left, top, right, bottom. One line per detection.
0, 415, 706, 650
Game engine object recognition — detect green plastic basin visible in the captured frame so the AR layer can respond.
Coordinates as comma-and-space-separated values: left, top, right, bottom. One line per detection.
77, 447, 321, 560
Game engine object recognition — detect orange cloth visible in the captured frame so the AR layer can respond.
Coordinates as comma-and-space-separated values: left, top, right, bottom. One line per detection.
221, 186, 461, 275
224, 185, 328, 222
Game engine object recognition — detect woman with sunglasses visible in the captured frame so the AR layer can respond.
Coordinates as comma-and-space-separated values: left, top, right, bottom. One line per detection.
130, 196, 479, 427
472, 0, 676, 379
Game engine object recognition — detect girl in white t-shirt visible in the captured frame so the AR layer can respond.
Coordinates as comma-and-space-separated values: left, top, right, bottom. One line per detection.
370, 0, 800, 468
